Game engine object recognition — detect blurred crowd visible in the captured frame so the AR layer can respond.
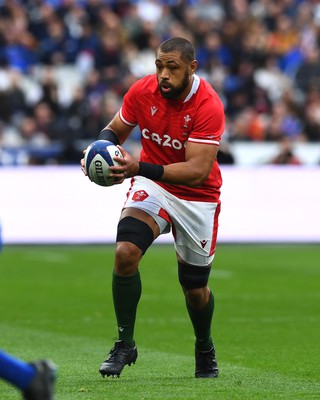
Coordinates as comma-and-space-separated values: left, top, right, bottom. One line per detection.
1, 0, 320, 166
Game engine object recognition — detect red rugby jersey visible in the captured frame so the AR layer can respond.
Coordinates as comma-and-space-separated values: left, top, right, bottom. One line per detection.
119, 74, 225, 202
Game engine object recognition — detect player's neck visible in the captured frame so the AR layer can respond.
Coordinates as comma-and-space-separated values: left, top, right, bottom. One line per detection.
183, 74, 199, 103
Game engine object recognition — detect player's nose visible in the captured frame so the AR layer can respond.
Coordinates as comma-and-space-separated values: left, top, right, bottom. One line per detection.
160, 68, 170, 80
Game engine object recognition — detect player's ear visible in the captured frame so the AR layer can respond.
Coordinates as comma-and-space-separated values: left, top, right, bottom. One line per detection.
189, 60, 198, 75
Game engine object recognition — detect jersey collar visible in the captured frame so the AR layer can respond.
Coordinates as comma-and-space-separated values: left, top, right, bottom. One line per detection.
183, 74, 200, 103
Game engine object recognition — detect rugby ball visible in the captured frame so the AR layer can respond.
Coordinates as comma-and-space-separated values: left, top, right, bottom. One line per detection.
84, 140, 123, 186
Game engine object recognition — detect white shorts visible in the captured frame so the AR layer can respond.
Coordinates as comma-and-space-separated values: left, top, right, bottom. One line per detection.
123, 176, 221, 266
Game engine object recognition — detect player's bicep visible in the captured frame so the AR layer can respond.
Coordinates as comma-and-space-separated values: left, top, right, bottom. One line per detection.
105, 112, 134, 145
160, 141, 218, 186
185, 141, 219, 180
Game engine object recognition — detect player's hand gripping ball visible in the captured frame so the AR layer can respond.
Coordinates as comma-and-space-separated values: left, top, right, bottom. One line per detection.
84, 140, 124, 186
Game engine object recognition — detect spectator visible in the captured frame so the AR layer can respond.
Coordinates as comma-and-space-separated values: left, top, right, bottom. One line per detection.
94, 31, 123, 83
266, 99, 304, 142
0, 0, 319, 166
39, 17, 70, 64
295, 47, 320, 94
303, 88, 320, 142
217, 141, 235, 165
270, 137, 302, 165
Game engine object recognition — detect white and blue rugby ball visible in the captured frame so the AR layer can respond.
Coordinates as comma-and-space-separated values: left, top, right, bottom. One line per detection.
84, 140, 123, 186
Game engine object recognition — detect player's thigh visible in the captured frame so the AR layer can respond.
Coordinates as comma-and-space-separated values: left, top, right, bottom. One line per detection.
173, 201, 220, 266
123, 176, 171, 235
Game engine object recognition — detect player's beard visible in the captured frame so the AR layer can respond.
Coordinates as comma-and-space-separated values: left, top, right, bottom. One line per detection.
159, 70, 190, 99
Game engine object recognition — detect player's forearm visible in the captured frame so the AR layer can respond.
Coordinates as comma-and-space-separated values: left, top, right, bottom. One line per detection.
138, 161, 209, 187
111, 145, 212, 186
162, 162, 209, 186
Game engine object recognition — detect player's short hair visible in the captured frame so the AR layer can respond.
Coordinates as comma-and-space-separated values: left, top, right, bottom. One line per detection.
157, 37, 195, 63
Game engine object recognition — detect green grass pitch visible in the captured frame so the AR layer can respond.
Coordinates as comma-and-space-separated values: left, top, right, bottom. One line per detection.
0, 244, 319, 399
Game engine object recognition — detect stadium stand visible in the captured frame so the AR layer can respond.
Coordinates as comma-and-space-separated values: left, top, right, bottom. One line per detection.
0, 0, 319, 166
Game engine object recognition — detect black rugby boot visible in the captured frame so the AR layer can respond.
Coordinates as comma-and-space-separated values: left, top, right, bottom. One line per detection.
23, 359, 56, 400
99, 340, 138, 378
195, 346, 219, 378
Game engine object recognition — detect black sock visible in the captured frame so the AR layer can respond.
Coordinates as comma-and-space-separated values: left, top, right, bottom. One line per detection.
112, 270, 141, 347
186, 290, 214, 351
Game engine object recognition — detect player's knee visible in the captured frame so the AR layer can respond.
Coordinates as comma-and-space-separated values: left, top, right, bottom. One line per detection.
116, 216, 154, 255
178, 261, 211, 289
115, 241, 141, 275
185, 287, 209, 310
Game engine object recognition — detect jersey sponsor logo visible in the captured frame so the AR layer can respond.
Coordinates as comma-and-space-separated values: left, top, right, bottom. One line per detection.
200, 239, 208, 249
141, 128, 186, 150
151, 106, 158, 116
132, 190, 149, 201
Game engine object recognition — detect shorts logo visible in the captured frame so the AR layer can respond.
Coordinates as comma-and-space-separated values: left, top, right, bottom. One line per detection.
200, 239, 208, 249
132, 190, 149, 201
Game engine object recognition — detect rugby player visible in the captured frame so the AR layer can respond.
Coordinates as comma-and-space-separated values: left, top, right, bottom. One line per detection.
81, 36, 225, 378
